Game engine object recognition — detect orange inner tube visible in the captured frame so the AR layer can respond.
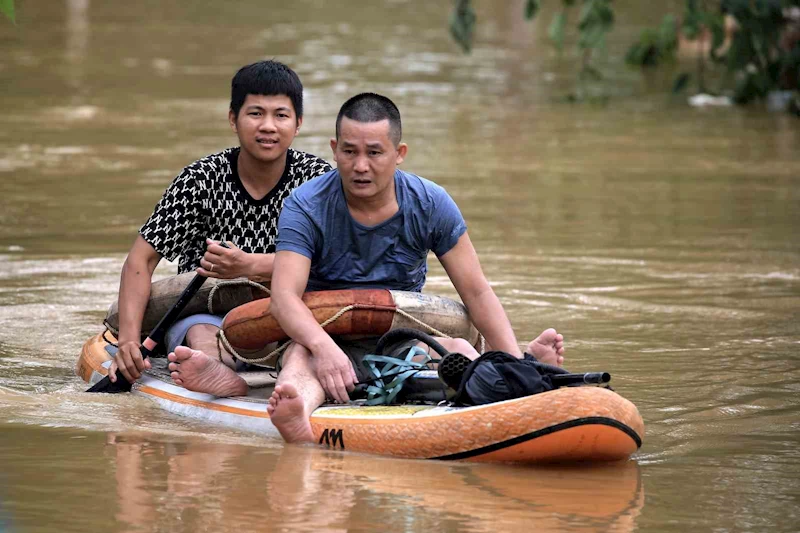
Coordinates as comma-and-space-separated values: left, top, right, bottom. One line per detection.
222, 289, 399, 350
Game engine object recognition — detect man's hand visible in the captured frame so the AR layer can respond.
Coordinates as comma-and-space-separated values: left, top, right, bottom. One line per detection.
197, 239, 251, 279
313, 347, 358, 403
108, 340, 151, 383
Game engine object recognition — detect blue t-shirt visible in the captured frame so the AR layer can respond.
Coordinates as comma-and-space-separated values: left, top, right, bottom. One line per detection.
276, 169, 467, 292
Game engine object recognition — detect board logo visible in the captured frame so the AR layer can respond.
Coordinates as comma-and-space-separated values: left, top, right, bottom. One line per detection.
319, 428, 345, 449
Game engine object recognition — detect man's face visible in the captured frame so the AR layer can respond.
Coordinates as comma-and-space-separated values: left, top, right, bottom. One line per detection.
330, 117, 406, 201
229, 94, 301, 164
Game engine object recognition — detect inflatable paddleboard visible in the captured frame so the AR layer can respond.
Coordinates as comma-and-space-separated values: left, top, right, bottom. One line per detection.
78, 332, 644, 463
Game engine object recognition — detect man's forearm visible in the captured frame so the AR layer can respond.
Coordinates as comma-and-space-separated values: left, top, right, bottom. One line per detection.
462, 288, 522, 357
271, 291, 338, 355
244, 253, 275, 282
117, 259, 155, 344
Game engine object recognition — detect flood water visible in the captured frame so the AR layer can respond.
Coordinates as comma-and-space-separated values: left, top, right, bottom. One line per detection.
1, 1, 799, 532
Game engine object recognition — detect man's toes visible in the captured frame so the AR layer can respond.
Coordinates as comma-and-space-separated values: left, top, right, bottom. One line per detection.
172, 346, 195, 361
279, 383, 299, 399
539, 328, 557, 342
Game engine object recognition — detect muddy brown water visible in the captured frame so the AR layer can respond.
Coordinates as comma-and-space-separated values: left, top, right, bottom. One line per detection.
1, 1, 799, 532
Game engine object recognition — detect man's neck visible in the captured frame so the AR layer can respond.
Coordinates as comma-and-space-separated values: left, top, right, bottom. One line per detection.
345, 179, 399, 227
237, 149, 288, 200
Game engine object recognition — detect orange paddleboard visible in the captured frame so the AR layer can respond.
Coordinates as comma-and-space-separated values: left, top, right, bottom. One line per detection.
78, 332, 644, 463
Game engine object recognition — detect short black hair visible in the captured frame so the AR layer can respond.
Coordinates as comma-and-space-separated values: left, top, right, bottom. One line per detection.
335, 93, 402, 146
230, 60, 303, 119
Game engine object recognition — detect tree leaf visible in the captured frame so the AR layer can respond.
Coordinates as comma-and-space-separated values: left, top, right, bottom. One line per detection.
524, 0, 540, 20
548, 11, 568, 52
672, 73, 691, 93
449, 0, 476, 54
0, 0, 15, 24
579, 64, 604, 81
657, 14, 678, 54
578, 24, 606, 50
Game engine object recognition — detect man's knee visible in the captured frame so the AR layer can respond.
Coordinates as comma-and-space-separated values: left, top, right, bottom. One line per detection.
434, 338, 478, 358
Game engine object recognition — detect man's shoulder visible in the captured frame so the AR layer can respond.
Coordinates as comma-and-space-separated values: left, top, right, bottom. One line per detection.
174, 147, 236, 184
288, 149, 333, 178
397, 169, 449, 200
291, 168, 338, 203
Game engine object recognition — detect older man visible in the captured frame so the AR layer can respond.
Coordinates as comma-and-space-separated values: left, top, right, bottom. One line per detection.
265, 93, 565, 443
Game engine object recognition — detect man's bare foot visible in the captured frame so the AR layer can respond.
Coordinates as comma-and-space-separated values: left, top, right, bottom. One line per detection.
526, 328, 565, 367
267, 384, 314, 444
167, 346, 248, 397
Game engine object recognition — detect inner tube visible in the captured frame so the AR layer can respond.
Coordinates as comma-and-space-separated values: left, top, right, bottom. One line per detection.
221, 289, 478, 359
104, 272, 269, 338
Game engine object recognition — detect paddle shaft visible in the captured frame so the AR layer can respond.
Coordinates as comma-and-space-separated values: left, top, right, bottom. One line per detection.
86, 270, 210, 393
550, 372, 610, 386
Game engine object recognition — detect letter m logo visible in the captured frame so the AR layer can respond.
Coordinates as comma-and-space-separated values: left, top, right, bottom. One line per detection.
319, 428, 345, 449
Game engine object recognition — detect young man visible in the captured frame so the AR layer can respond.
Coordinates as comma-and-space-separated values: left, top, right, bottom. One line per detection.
107, 60, 331, 397
265, 93, 565, 443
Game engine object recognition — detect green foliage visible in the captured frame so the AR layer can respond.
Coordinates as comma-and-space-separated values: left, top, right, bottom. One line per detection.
626, 15, 679, 67
450, 0, 476, 53
577, 0, 614, 50
548, 10, 568, 51
1, 0, 14, 24
448, 0, 800, 112
450, 0, 615, 70
672, 72, 692, 92
525, 0, 541, 20
625, 0, 800, 109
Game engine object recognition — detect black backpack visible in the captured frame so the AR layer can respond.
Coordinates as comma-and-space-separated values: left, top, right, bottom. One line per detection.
446, 351, 555, 406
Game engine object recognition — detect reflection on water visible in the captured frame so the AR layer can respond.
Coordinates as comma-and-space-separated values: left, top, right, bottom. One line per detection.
0, 425, 645, 533
264, 447, 644, 533
0, 0, 799, 532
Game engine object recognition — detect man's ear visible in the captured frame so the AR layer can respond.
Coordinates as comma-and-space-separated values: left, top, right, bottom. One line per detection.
228, 109, 237, 133
396, 143, 408, 165
330, 138, 338, 161
295, 116, 303, 134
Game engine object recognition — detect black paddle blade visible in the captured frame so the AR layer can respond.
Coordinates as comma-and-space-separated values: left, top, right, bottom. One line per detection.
86, 369, 133, 393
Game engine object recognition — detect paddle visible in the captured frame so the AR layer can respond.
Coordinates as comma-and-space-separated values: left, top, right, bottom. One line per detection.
86, 272, 209, 393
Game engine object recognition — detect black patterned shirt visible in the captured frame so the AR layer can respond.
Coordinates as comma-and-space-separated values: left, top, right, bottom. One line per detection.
140, 147, 332, 274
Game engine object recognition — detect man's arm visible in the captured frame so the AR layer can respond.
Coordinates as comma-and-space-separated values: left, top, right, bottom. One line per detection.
111, 235, 162, 382
438, 232, 523, 358
270, 250, 357, 402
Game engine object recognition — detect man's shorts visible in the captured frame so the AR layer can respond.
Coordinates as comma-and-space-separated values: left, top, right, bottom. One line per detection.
336, 336, 424, 383
165, 313, 223, 354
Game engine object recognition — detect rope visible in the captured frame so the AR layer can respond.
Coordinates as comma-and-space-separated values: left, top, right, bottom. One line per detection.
216, 303, 480, 368
392, 308, 451, 338
219, 303, 371, 366
207, 279, 270, 315
217, 329, 290, 368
